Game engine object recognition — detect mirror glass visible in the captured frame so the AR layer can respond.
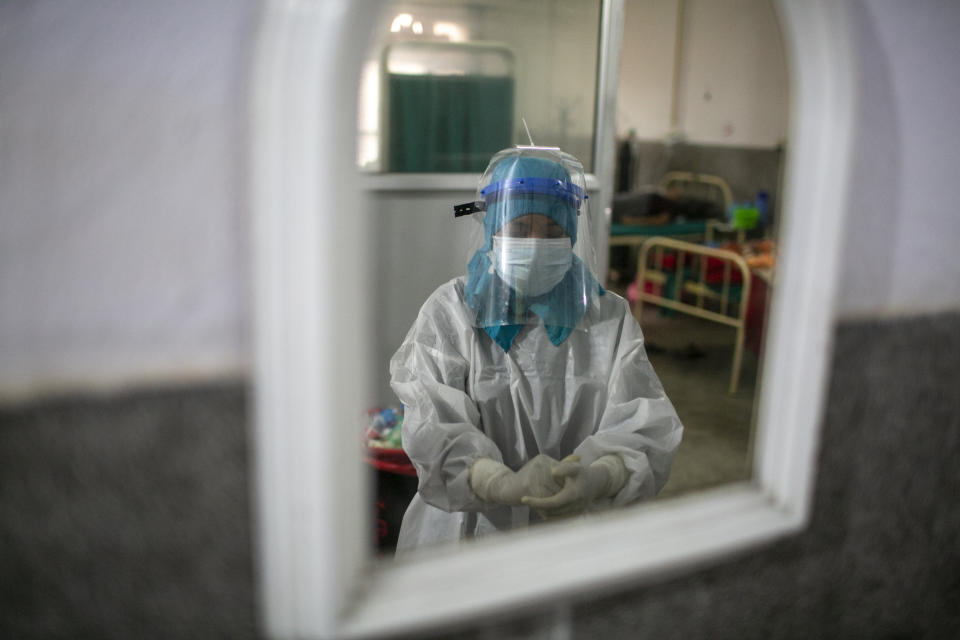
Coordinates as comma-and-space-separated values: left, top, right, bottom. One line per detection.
360, 0, 788, 557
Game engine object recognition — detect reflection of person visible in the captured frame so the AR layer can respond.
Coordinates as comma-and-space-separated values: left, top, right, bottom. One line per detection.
390, 147, 682, 553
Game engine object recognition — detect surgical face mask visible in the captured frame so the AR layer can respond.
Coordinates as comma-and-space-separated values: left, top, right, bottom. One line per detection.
491, 236, 573, 297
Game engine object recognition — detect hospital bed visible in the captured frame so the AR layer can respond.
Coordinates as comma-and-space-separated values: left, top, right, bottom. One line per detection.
633, 236, 754, 394
609, 172, 733, 247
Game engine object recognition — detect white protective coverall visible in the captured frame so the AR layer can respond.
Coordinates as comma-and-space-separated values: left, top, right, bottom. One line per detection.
390, 275, 683, 553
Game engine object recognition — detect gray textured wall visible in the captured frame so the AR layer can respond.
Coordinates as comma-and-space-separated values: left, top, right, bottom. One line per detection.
0, 385, 258, 639
2, 312, 958, 638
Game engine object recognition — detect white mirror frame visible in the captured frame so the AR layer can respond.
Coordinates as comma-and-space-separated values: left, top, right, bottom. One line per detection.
249, 0, 855, 637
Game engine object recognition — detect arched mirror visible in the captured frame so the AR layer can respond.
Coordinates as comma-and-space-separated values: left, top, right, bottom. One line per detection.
249, 0, 855, 636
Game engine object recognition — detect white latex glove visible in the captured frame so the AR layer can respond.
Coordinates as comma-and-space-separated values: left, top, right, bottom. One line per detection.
469, 454, 563, 506
521, 454, 628, 517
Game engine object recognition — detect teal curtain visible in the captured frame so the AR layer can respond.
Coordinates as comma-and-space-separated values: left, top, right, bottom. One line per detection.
387, 74, 513, 172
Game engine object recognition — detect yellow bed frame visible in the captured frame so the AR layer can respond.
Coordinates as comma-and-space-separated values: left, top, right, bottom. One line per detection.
634, 236, 752, 394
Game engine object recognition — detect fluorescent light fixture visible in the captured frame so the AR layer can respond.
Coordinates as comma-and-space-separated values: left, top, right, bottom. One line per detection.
390, 13, 413, 32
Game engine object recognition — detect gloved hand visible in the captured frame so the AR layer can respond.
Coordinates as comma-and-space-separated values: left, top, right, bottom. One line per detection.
521, 454, 628, 517
469, 454, 563, 506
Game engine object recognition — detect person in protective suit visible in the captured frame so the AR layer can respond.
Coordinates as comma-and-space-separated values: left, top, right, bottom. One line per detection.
390, 147, 682, 553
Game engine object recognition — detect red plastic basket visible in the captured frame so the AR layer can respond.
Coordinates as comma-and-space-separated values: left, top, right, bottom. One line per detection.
364, 446, 417, 477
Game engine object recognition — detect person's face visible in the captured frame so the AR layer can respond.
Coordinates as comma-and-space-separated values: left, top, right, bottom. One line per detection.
495, 213, 568, 239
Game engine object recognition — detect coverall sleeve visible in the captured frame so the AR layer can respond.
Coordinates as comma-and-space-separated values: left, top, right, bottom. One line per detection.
573, 297, 683, 506
389, 286, 503, 513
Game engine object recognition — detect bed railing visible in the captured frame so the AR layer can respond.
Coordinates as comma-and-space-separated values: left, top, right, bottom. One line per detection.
634, 236, 752, 394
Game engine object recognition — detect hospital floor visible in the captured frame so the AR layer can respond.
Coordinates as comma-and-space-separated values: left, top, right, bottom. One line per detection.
628, 302, 759, 500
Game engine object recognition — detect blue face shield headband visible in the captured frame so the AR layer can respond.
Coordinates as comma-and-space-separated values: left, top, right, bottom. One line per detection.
460, 154, 603, 352
453, 177, 585, 221
481, 176, 585, 208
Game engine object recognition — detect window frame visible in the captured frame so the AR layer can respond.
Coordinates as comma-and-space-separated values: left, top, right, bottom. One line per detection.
249, 0, 856, 637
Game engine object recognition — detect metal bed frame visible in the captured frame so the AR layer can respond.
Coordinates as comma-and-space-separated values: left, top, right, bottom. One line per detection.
634, 236, 752, 394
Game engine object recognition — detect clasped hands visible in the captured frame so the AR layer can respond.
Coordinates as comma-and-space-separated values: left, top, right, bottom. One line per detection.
469, 453, 627, 518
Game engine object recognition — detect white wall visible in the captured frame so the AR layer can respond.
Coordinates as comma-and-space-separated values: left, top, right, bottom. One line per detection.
366, 183, 475, 402
362, 0, 601, 168
617, 0, 788, 147
1, 0, 958, 399
616, 0, 679, 141
0, 0, 257, 399
836, 0, 960, 317
486, 0, 600, 159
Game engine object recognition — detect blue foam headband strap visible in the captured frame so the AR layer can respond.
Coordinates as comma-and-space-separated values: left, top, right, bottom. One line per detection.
480, 177, 587, 209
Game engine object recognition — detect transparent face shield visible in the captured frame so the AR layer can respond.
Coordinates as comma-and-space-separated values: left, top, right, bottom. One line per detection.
457, 146, 602, 332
